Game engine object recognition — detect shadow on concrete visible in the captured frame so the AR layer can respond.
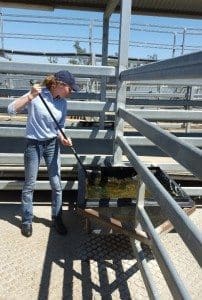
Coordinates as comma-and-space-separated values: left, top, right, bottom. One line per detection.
0, 202, 52, 229
37, 206, 154, 300
0, 203, 21, 228
0, 203, 151, 299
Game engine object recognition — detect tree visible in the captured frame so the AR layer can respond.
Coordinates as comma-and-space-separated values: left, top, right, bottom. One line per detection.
69, 41, 88, 65
147, 54, 158, 61
74, 41, 86, 55
48, 56, 58, 64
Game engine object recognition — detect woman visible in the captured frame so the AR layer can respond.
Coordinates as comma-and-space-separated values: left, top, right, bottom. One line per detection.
8, 70, 79, 237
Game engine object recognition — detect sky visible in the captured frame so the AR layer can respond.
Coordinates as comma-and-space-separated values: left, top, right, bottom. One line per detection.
0, 6, 202, 64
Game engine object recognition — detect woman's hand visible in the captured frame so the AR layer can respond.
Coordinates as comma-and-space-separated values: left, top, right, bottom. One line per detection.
28, 84, 42, 101
59, 135, 72, 147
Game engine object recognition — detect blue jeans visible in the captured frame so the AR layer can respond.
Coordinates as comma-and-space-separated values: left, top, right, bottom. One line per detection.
21, 137, 62, 224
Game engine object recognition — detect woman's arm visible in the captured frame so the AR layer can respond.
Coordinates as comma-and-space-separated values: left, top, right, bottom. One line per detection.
7, 84, 42, 114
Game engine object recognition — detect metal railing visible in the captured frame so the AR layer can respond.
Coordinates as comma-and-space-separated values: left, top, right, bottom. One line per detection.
0, 13, 201, 61
114, 50, 202, 298
0, 59, 201, 161
119, 108, 202, 179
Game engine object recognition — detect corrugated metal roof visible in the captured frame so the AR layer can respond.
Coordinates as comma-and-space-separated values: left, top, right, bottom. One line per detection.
133, 0, 202, 18
0, 0, 201, 18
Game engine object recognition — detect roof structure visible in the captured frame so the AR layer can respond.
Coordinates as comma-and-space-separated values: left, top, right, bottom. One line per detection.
0, 0, 202, 19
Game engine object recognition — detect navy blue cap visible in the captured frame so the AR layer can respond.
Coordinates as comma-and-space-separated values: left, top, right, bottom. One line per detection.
54, 70, 79, 91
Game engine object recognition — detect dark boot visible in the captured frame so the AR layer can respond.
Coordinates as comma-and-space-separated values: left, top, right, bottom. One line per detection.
21, 223, 32, 237
52, 215, 67, 235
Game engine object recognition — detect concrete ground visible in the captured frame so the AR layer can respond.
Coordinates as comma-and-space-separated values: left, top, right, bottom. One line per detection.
0, 201, 201, 300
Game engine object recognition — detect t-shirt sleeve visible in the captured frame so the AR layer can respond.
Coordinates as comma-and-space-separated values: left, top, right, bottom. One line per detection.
7, 93, 29, 115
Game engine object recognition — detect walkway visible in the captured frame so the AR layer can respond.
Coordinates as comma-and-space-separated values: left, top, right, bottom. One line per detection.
0, 203, 201, 299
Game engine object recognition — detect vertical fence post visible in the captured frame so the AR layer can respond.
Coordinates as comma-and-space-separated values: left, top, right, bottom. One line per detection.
135, 178, 146, 228
185, 86, 196, 133
131, 179, 160, 299
0, 9, 4, 51
181, 28, 186, 55
113, 0, 132, 165
172, 32, 176, 58
100, 13, 110, 129
89, 20, 93, 59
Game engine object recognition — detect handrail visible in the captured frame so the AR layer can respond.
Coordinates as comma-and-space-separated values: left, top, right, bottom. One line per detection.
123, 109, 202, 121
0, 153, 111, 166
138, 208, 190, 299
0, 91, 102, 100
120, 51, 202, 83
0, 61, 116, 77
1, 128, 202, 148
119, 108, 202, 179
1, 98, 202, 119
117, 135, 202, 267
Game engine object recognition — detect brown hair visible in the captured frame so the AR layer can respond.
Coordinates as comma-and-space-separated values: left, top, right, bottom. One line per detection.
42, 74, 58, 89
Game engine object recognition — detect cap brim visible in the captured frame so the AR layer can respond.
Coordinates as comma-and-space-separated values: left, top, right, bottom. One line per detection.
72, 84, 80, 92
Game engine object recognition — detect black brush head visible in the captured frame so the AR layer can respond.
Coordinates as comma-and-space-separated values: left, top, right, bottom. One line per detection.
86, 169, 101, 185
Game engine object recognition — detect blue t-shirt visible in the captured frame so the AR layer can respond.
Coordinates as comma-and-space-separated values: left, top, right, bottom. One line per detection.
8, 88, 67, 141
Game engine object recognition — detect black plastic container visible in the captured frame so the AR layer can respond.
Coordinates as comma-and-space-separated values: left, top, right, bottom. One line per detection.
77, 166, 194, 208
